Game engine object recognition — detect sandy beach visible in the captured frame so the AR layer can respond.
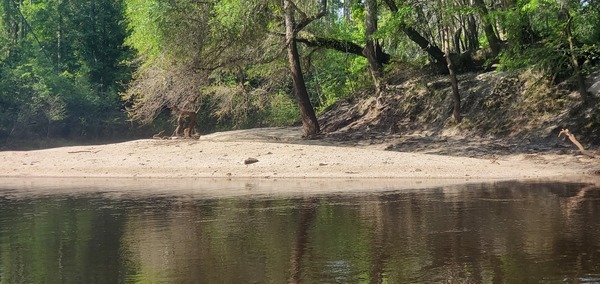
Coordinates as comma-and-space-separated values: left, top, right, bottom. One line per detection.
0, 127, 597, 183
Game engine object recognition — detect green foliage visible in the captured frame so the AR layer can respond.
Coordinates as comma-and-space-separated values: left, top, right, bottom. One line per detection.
124, 0, 165, 62
306, 50, 369, 113
498, 45, 569, 75
497, 0, 600, 81
376, 5, 416, 57
0, 0, 134, 146
266, 92, 300, 126
3, 0, 598, 142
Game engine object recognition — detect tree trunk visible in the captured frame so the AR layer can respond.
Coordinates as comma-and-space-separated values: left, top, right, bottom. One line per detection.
90, 0, 96, 32
288, 199, 317, 283
406, 27, 448, 69
466, 13, 479, 50
343, 0, 352, 23
453, 27, 462, 54
284, 0, 320, 137
12, 1, 19, 44
382, 0, 447, 72
443, 29, 462, 123
473, 0, 500, 58
364, 0, 383, 97
566, 16, 587, 102
57, 11, 62, 67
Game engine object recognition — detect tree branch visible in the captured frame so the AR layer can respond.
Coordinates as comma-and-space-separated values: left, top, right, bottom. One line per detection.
382, 0, 398, 13
296, 34, 361, 56
295, 0, 327, 32
382, 0, 447, 70
287, 0, 308, 21
294, 33, 391, 64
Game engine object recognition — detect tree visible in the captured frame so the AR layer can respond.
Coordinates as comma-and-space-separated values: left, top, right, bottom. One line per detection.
473, 0, 501, 58
382, 0, 448, 72
283, 0, 326, 137
495, 0, 598, 102
0, 0, 132, 144
443, 28, 462, 123
363, 0, 384, 98
118, 0, 599, 135
440, 0, 462, 123
565, 15, 588, 101
294, 33, 391, 65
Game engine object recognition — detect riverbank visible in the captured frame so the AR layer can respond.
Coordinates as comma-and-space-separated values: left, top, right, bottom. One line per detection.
0, 127, 597, 181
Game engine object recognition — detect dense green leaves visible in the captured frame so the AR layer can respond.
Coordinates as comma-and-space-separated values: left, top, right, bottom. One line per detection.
0, 0, 132, 146
1, 0, 598, 143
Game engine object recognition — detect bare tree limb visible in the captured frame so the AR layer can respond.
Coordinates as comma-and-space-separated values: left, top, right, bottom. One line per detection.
559, 129, 597, 158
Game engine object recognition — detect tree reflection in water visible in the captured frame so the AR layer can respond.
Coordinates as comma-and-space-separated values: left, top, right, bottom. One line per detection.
288, 198, 317, 284
0, 181, 598, 283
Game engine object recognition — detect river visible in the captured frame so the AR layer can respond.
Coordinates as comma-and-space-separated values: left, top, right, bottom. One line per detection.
0, 178, 598, 283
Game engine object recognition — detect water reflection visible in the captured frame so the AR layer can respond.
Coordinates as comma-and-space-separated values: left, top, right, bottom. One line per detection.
0, 181, 599, 283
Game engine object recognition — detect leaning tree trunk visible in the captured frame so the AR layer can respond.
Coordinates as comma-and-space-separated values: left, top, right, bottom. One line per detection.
382, 0, 448, 73
288, 199, 317, 283
284, 0, 320, 137
473, 0, 501, 58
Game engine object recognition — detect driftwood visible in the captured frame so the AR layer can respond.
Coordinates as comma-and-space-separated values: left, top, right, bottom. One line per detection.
558, 129, 597, 158
152, 130, 167, 139
67, 150, 101, 154
153, 129, 199, 140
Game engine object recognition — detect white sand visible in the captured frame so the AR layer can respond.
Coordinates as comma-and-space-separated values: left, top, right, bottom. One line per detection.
1, 127, 596, 182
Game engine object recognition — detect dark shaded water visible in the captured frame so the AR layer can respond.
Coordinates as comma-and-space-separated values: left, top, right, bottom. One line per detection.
0, 180, 599, 283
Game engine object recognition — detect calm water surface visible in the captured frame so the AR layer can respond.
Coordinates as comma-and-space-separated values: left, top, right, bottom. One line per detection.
0, 180, 599, 283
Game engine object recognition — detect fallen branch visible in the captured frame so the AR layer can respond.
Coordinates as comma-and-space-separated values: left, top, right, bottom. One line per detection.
152, 130, 169, 140
67, 150, 100, 154
558, 129, 597, 158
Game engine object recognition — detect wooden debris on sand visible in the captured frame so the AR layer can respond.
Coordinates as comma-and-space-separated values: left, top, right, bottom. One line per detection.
558, 129, 597, 158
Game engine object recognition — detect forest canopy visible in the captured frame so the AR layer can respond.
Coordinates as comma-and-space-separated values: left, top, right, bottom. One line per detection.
1, 0, 599, 144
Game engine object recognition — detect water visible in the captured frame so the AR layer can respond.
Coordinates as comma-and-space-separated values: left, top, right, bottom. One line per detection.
0, 179, 599, 283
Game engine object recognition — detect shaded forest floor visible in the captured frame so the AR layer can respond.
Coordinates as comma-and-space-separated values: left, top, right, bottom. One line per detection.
318, 65, 600, 160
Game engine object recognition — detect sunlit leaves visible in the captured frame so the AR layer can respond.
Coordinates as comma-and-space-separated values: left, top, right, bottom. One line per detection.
125, 0, 174, 64
120, 0, 600, 130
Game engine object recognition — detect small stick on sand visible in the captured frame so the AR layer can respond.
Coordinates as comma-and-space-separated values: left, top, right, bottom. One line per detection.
558, 129, 597, 158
